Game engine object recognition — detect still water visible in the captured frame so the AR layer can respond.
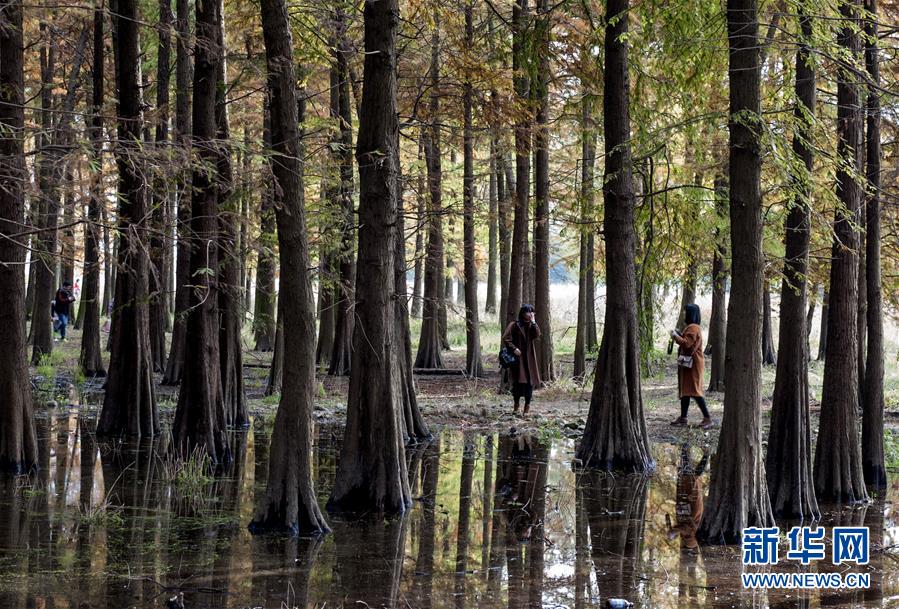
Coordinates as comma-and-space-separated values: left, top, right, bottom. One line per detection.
0, 411, 897, 609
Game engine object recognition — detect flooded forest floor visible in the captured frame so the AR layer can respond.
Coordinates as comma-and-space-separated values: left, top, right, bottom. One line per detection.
10, 322, 899, 609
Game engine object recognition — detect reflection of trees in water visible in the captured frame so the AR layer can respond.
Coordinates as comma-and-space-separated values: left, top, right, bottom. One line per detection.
332, 517, 408, 608
454, 433, 477, 607
582, 471, 649, 605
487, 433, 549, 609
412, 437, 441, 608
250, 535, 321, 608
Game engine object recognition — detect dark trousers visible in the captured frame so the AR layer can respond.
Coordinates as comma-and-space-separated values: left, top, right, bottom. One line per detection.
513, 382, 533, 406
680, 396, 709, 418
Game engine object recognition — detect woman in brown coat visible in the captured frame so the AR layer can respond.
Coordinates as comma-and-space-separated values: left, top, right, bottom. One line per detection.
670, 304, 711, 428
501, 304, 541, 414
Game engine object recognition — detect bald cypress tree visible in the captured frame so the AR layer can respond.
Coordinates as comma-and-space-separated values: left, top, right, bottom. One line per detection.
813, 0, 867, 504
327, 0, 411, 515
766, 4, 818, 520
861, 0, 886, 490
171, 0, 229, 462
97, 0, 159, 438
249, 0, 328, 535
698, 0, 774, 543
0, 0, 38, 472
575, 0, 652, 472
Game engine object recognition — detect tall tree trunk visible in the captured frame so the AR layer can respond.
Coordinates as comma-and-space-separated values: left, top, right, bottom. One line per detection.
0, 0, 38, 472
80, 0, 107, 377
411, 137, 426, 319
172, 0, 229, 463
148, 0, 173, 374
575, 0, 651, 472
328, 8, 356, 377
706, 177, 727, 391
505, 0, 530, 326
497, 151, 512, 325
253, 108, 277, 353
462, 3, 483, 378
97, 0, 159, 438
266, 298, 284, 396
161, 0, 193, 385
816, 288, 828, 361
315, 239, 336, 364
813, 0, 867, 504
31, 24, 57, 362
585, 231, 597, 350
485, 139, 498, 315
215, 18, 247, 428
327, 0, 411, 515
862, 0, 885, 491
533, 0, 553, 383
766, 4, 818, 520
698, 0, 774, 543
573, 92, 596, 380
248, 0, 328, 535
394, 134, 430, 443
761, 282, 777, 365
32, 27, 88, 361
413, 19, 444, 370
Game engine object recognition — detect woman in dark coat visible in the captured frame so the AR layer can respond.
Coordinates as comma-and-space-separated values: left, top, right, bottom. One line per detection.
501, 304, 541, 414
670, 303, 711, 428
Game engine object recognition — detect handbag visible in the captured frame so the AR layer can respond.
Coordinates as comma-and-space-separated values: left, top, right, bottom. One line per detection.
677, 354, 693, 369
498, 346, 517, 369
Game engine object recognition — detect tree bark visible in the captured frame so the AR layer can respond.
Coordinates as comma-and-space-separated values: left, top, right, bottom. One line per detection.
161, 0, 193, 385
248, 0, 328, 535
506, 0, 530, 326
576, 0, 652, 472
148, 0, 173, 374
327, 0, 411, 515
813, 0, 867, 504
97, 0, 159, 438
0, 0, 38, 472
862, 0, 885, 491
413, 20, 444, 370
253, 107, 277, 353
79, 0, 106, 377
171, 0, 229, 463
573, 92, 596, 380
698, 0, 774, 543
485, 139, 498, 315
328, 8, 356, 377
30, 24, 57, 362
533, 0, 553, 383
706, 176, 727, 392
462, 3, 483, 378
766, 4, 818, 520
266, 298, 284, 396
411, 136, 426, 319
394, 133, 430, 444
498, 152, 512, 326
215, 19, 247, 429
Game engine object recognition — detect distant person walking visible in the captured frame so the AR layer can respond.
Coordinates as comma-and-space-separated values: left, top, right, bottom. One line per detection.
502, 304, 541, 415
670, 303, 711, 429
53, 281, 76, 342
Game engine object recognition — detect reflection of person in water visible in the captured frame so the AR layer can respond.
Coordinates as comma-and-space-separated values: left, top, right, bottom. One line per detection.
667, 443, 709, 552
667, 443, 709, 607
496, 433, 545, 542
493, 432, 549, 609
